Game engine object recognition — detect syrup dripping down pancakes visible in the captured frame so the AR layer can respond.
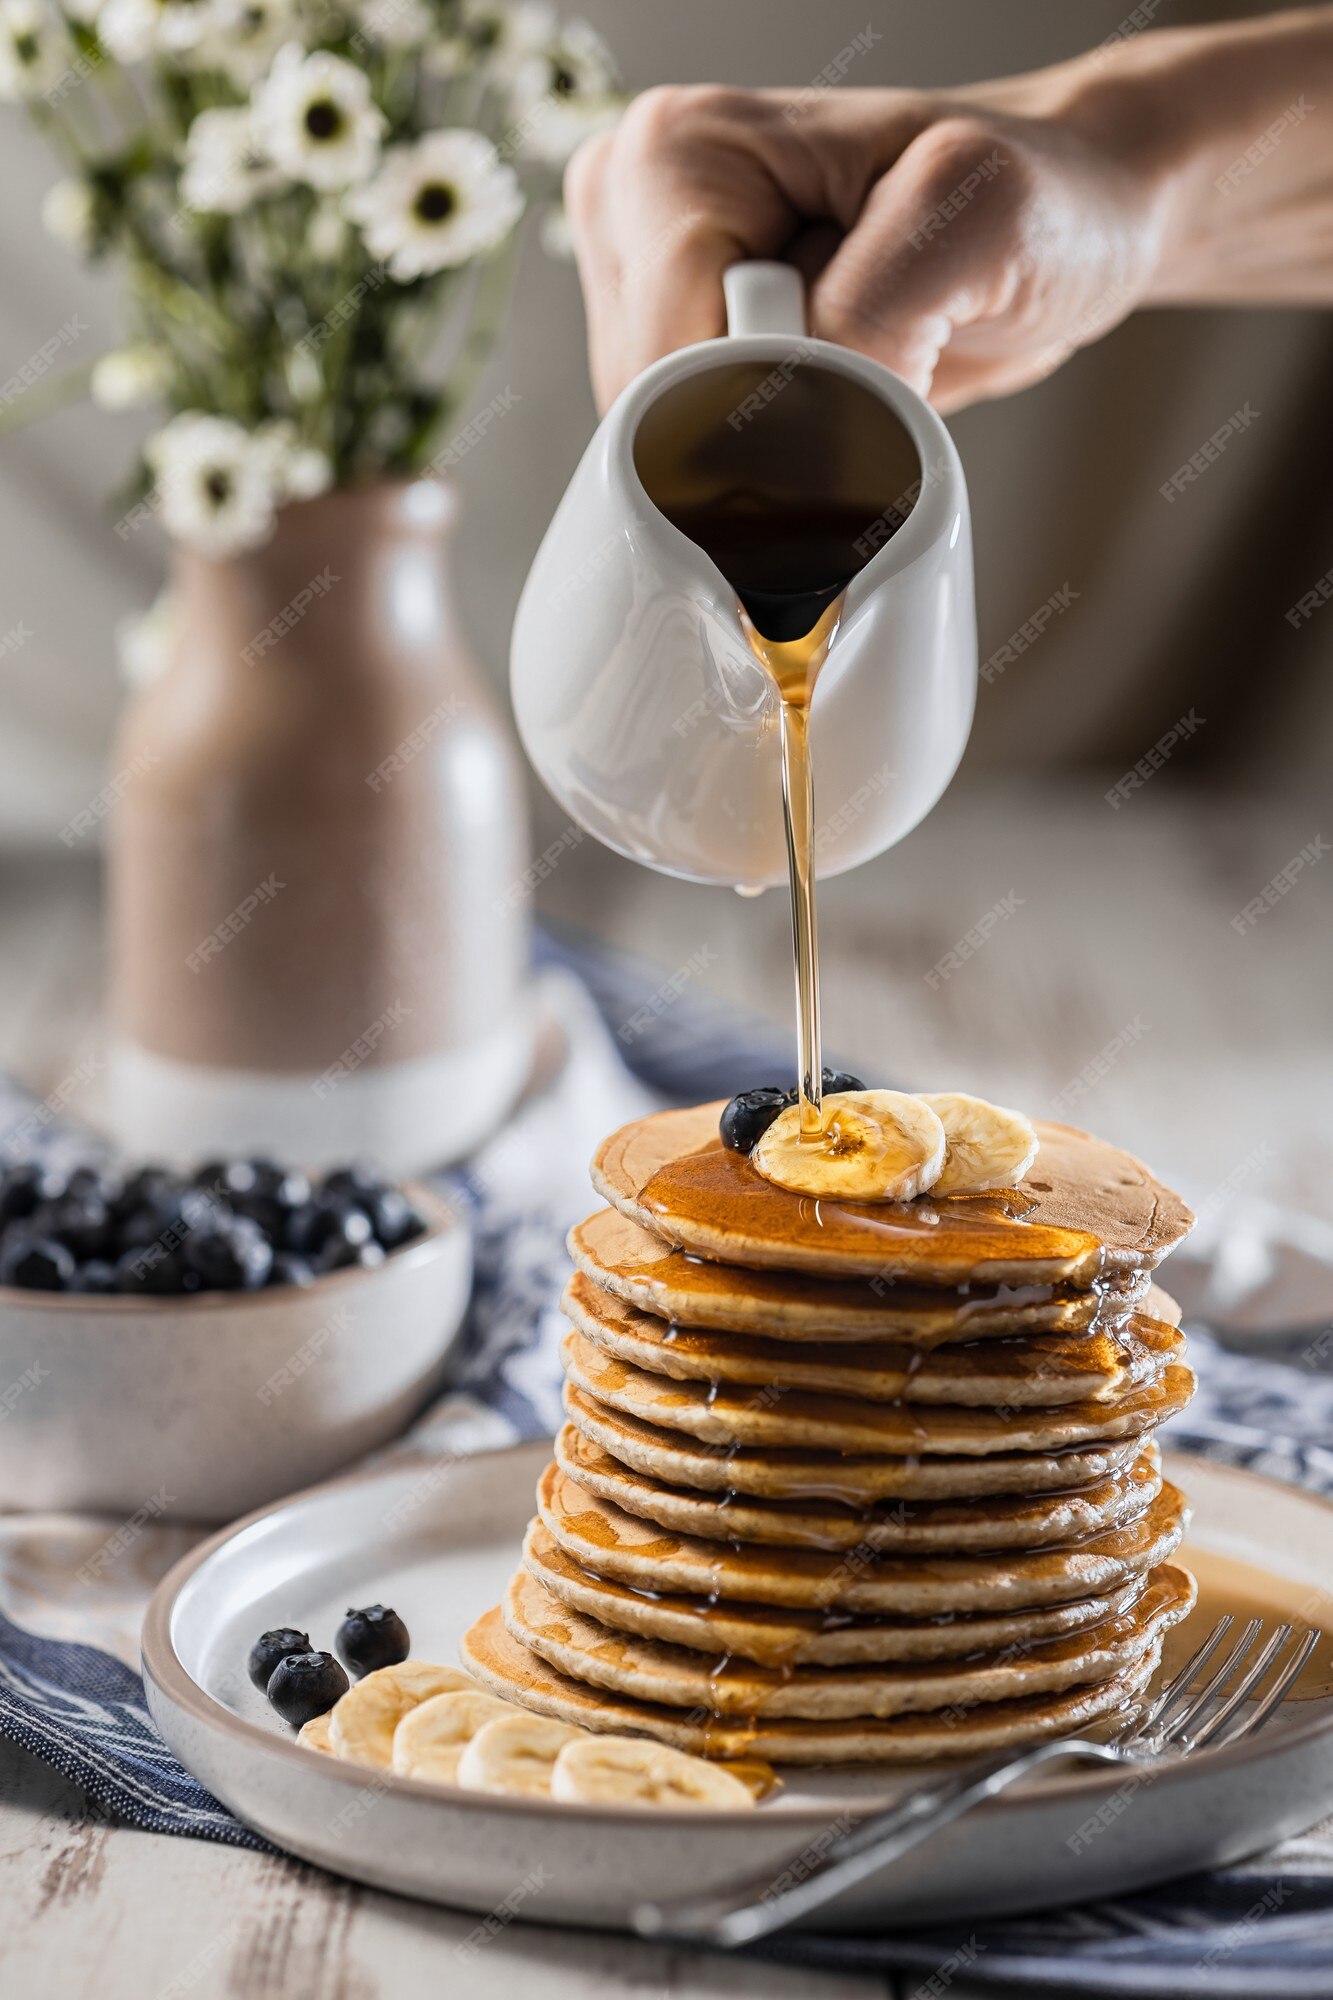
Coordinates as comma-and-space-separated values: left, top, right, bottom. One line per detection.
463, 1105, 1198, 1765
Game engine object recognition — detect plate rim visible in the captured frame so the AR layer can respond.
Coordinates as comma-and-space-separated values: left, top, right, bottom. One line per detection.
141, 1440, 1333, 1832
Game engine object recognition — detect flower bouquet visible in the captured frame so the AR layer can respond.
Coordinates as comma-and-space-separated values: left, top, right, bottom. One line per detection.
0, 0, 619, 555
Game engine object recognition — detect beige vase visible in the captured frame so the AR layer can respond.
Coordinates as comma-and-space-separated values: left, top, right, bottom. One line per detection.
106, 479, 534, 1171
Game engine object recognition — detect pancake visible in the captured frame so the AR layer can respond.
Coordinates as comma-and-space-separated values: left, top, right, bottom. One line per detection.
568, 1208, 1161, 1342
461, 1607, 1161, 1764
523, 1519, 1154, 1665
554, 1424, 1164, 1554
537, 1462, 1189, 1615
561, 1328, 1197, 1456
562, 1272, 1181, 1408
591, 1106, 1194, 1285
564, 1381, 1148, 1502
501, 1562, 1195, 1720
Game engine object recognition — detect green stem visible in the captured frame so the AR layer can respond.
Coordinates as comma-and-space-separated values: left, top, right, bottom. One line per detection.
0, 357, 97, 441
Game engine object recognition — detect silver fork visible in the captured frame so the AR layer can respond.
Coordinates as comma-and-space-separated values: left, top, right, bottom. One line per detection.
633, 1617, 1319, 1949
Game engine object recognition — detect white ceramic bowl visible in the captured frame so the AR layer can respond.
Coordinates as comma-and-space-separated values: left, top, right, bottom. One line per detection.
0, 1183, 470, 1523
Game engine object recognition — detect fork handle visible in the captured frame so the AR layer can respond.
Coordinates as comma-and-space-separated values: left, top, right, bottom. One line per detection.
634, 1737, 1123, 1948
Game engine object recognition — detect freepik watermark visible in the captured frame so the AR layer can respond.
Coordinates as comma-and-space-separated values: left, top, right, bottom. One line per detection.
0, 620, 32, 660
1285, 563, 1333, 628
0, 1051, 101, 1159
366, 693, 463, 792
77, 1488, 174, 1583
924, 891, 1024, 989
1231, 836, 1327, 934
783, 25, 882, 120
815, 762, 895, 852
1216, 98, 1312, 193
981, 584, 1078, 684
1160, 403, 1259, 501
909, 1936, 986, 1998
496, 826, 584, 911
618, 946, 718, 1045
294, 265, 390, 354
1093, 0, 1165, 59
312, 1000, 411, 1097
425, 386, 520, 473
908, 150, 1007, 249
240, 567, 338, 663
59, 749, 159, 846
0, 1361, 48, 1423
1050, 1015, 1149, 1114
456, 1866, 553, 1960
0, 314, 86, 409
544, 518, 647, 607
186, 874, 284, 972
1104, 708, 1205, 808
726, 345, 814, 429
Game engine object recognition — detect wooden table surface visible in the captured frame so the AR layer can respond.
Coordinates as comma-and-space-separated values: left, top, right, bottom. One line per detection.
1, 778, 1328, 2000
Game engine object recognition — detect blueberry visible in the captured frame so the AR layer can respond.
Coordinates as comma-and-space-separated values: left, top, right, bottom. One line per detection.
0, 1162, 65, 1225
287, 1198, 372, 1260
0, 1234, 75, 1290
816, 1068, 866, 1096
268, 1252, 315, 1287
335, 1605, 410, 1678
34, 1195, 115, 1260
112, 1166, 185, 1222
266, 1650, 349, 1729
64, 1165, 111, 1204
321, 1164, 388, 1207
318, 1220, 381, 1272
719, 1087, 790, 1153
184, 1218, 273, 1290
69, 1258, 117, 1293
363, 1187, 419, 1250
248, 1625, 313, 1692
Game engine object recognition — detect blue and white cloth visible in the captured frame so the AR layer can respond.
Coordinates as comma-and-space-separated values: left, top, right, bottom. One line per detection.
0, 927, 1331, 1994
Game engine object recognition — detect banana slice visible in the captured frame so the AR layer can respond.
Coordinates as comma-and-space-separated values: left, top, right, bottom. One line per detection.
297, 1711, 333, 1754
391, 1690, 520, 1785
549, 1735, 756, 1810
751, 1089, 946, 1202
328, 1660, 476, 1770
917, 1091, 1039, 1195
456, 1713, 587, 1798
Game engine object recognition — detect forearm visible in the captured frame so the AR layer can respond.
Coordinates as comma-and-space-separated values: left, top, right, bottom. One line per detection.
1059, 6, 1333, 303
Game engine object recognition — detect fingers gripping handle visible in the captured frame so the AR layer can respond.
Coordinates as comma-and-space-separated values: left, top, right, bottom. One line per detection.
724, 261, 807, 339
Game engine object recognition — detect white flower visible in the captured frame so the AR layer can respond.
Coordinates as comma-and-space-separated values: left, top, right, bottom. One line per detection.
507, 18, 620, 165
0, 0, 69, 98
461, 0, 554, 75
194, 0, 293, 85
254, 43, 384, 193
147, 413, 278, 556
41, 176, 95, 254
91, 344, 171, 411
253, 418, 333, 500
350, 0, 430, 51
61, 0, 103, 23
181, 106, 284, 214
115, 588, 177, 689
98, 0, 216, 61
346, 130, 523, 282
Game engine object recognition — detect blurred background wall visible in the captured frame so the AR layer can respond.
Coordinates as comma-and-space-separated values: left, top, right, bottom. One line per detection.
2, 0, 1331, 852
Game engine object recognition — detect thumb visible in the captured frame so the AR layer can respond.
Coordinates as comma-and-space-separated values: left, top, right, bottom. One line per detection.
810, 117, 1027, 397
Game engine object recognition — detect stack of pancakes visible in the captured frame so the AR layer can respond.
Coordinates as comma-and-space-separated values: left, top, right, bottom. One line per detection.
464, 1105, 1199, 1765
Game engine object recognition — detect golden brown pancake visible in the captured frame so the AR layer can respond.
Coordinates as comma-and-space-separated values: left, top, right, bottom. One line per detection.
554, 1424, 1164, 1554
537, 1462, 1189, 1615
563, 1380, 1149, 1502
502, 1562, 1195, 1720
461, 1606, 1162, 1764
562, 1272, 1181, 1408
591, 1106, 1194, 1285
522, 1519, 1154, 1665
568, 1208, 1162, 1342
561, 1329, 1197, 1457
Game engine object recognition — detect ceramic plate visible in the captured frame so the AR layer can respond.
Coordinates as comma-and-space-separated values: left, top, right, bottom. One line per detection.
142, 1445, 1333, 1933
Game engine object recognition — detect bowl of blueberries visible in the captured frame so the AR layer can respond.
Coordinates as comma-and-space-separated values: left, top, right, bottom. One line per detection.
0, 1153, 470, 1521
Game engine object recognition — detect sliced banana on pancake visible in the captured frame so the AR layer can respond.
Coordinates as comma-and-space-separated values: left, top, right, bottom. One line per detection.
391, 1689, 520, 1785
297, 1711, 333, 1754
327, 1660, 476, 1769
456, 1712, 587, 1798
549, 1733, 755, 1810
918, 1092, 1039, 1195
752, 1090, 946, 1200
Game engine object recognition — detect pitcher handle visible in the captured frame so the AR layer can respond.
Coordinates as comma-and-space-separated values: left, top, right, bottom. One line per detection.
723, 261, 807, 339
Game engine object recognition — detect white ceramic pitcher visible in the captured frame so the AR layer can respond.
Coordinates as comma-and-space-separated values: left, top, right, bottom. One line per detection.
511, 262, 976, 887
